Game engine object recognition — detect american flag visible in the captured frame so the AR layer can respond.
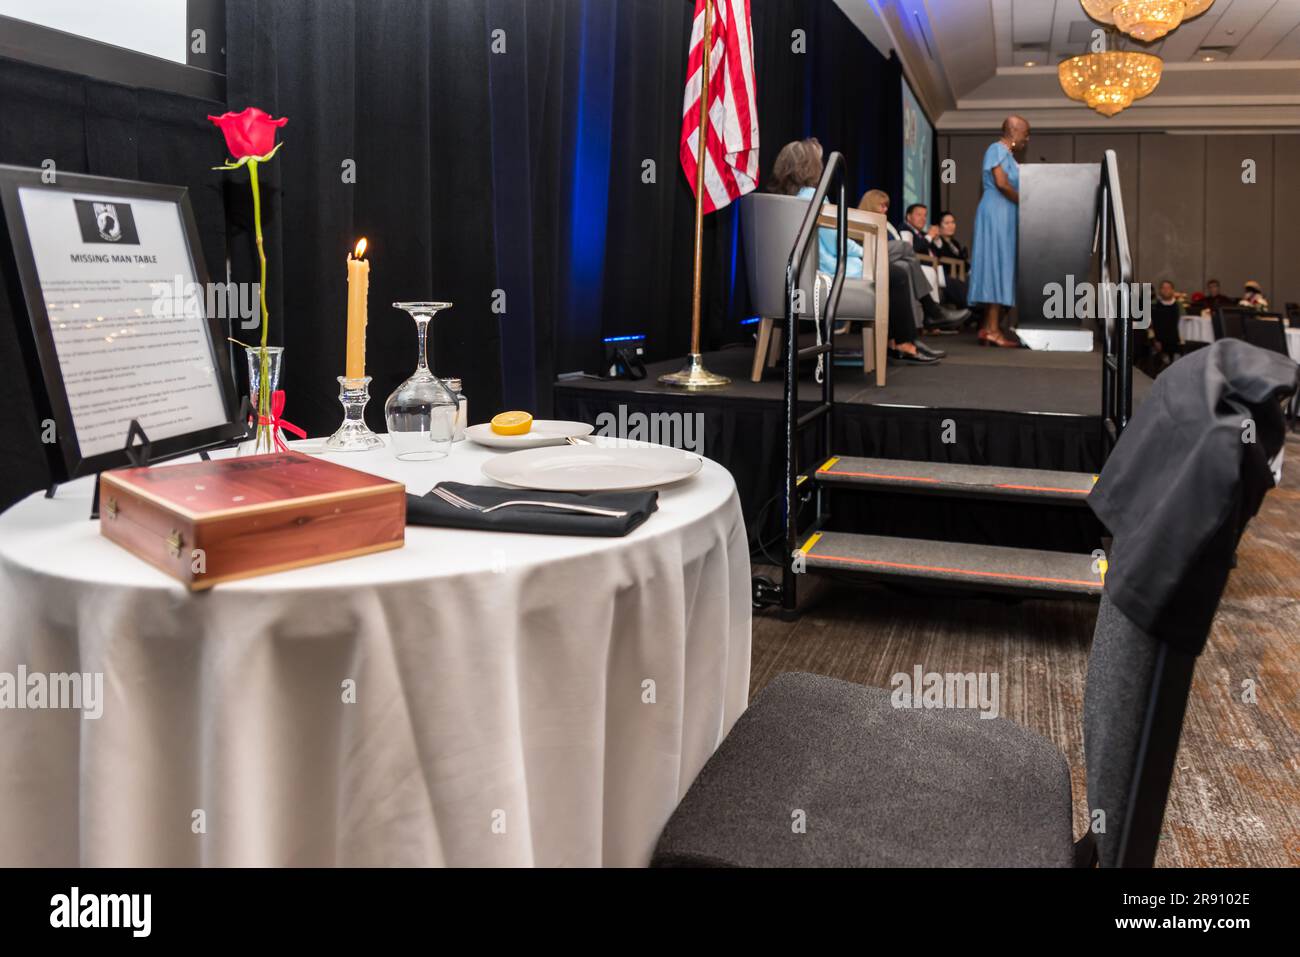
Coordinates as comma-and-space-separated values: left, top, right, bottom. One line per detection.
679, 0, 759, 213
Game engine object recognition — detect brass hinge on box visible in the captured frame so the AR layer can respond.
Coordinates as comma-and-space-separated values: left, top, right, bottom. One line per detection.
166, 529, 184, 559
103, 497, 118, 519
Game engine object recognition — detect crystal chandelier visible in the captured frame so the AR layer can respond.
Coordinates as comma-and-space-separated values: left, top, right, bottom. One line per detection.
1058, 51, 1163, 117
1080, 0, 1216, 43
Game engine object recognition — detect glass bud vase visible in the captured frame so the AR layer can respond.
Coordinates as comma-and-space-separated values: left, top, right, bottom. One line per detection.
385, 302, 457, 461
242, 345, 284, 455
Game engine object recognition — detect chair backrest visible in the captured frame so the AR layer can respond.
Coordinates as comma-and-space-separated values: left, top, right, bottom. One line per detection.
739, 193, 819, 319
1243, 312, 1289, 356
1083, 594, 1197, 867
836, 206, 885, 283
1212, 305, 1252, 341
1082, 339, 1295, 867
739, 194, 887, 320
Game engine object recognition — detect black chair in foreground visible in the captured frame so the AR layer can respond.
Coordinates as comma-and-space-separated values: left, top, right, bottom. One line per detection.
653, 340, 1297, 868
1243, 312, 1290, 357
1212, 304, 1253, 341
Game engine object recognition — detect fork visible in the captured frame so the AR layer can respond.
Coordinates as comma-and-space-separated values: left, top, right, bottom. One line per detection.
430, 484, 628, 518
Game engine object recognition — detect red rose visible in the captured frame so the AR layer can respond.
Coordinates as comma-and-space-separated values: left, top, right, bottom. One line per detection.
208, 107, 288, 161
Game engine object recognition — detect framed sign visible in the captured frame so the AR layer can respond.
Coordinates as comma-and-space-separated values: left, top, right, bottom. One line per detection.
0, 165, 243, 483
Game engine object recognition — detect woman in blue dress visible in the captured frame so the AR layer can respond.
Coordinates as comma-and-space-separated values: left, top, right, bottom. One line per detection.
968, 115, 1030, 348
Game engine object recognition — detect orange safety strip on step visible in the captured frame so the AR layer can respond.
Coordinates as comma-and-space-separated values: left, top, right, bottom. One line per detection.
807, 552, 1103, 589
994, 483, 1090, 495
824, 469, 941, 483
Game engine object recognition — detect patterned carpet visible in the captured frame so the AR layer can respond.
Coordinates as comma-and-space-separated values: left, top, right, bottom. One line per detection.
751, 434, 1300, 867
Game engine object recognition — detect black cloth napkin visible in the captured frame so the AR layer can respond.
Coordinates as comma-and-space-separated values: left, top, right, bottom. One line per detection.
1089, 339, 1298, 654
406, 482, 659, 537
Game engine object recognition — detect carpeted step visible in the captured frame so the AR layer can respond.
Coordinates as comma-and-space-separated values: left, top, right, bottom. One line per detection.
798, 530, 1103, 599
812, 456, 1097, 506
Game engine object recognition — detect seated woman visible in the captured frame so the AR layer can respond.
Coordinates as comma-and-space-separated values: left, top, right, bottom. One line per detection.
1239, 280, 1269, 310
768, 139, 937, 363
930, 211, 969, 310
769, 139, 865, 278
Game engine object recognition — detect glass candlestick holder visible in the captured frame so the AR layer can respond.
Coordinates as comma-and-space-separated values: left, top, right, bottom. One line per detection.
325, 375, 384, 451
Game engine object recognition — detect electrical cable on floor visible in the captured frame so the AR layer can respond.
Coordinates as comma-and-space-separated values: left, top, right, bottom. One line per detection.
750, 489, 787, 568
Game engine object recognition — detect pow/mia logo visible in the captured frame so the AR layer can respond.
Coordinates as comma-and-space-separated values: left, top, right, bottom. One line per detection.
74, 198, 140, 245
93, 203, 123, 242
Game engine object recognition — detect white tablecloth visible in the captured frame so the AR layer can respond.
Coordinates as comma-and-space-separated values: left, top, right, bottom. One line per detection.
0, 437, 751, 866
1179, 314, 1300, 361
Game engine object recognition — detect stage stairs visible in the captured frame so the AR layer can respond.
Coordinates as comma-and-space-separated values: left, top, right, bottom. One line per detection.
791, 457, 1104, 602
757, 150, 1132, 617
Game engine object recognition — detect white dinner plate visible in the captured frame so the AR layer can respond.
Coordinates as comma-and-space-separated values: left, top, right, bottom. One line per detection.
466, 420, 595, 450
480, 445, 703, 492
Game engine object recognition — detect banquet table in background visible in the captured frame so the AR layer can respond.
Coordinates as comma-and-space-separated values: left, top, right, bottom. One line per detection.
0, 438, 751, 867
1178, 313, 1300, 361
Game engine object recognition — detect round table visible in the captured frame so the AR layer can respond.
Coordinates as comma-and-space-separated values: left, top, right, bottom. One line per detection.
1179, 313, 1300, 361
0, 437, 751, 866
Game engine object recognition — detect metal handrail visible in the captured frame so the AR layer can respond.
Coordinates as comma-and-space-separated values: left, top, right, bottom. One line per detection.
1099, 148, 1134, 450
781, 151, 848, 617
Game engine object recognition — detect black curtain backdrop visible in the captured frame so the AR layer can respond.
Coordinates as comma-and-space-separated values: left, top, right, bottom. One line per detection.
224, 0, 506, 439
0, 0, 901, 510
222, 0, 901, 426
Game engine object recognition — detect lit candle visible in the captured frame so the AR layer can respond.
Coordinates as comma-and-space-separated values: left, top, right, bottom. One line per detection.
346, 238, 369, 379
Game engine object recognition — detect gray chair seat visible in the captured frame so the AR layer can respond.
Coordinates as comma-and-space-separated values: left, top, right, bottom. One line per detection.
835, 276, 876, 318
653, 672, 1075, 867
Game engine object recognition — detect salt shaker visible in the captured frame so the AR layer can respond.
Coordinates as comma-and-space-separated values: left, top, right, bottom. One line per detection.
445, 377, 468, 441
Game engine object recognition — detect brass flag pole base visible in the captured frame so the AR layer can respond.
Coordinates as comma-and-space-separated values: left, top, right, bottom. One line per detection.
659, 353, 731, 390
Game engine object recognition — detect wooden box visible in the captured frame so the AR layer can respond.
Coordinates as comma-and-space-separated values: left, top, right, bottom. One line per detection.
99, 451, 405, 589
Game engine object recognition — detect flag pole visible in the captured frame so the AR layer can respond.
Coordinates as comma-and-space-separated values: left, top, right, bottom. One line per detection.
660, 0, 730, 389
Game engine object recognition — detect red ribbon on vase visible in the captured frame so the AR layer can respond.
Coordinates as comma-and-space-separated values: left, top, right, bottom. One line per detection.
252, 389, 307, 452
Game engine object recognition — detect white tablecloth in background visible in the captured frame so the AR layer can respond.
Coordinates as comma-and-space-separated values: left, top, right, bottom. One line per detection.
1179, 314, 1300, 361
0, 438, 751, 866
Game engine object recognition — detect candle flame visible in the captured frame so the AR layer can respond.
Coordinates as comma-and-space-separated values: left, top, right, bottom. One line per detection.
354, 238, 368, 259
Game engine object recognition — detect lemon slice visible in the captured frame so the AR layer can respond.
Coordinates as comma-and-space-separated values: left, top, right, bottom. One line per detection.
490, 411, 533, 436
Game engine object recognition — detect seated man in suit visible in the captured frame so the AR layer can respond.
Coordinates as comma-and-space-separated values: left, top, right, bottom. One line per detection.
860, 190, 970, 334
903, 203, 936, 256
902, 203, 948, 311
1191, 278, 1234, 313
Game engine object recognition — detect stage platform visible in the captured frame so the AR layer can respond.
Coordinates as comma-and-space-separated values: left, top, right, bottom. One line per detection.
553, 330, 1152, 554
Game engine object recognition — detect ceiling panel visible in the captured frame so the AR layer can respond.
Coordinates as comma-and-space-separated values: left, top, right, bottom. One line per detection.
1201, 0, 1278, 49
1012, 0, 1057, 47
912, 0, 1300, 129
1003, 0, 1300, 63
1265, 19, 1300, 57
1231, 1, 1300, 59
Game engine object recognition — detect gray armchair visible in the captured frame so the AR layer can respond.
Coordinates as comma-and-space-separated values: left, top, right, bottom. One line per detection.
739, 193, 889, 385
